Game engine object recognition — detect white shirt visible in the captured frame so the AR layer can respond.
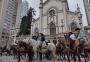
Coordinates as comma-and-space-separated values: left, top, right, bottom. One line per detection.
70, 34, 76, 40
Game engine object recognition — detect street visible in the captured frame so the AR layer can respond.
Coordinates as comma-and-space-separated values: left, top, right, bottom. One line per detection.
0, 55, 86, 62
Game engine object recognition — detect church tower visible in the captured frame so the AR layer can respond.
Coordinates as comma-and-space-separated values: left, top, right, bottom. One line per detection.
76, 4, 84, 30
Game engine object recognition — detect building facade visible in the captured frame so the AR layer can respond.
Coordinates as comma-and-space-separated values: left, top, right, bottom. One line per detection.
0, 0, 19, 46
10, 0, 22, 45
83, 0, 90, 34
31, 0, 82, 39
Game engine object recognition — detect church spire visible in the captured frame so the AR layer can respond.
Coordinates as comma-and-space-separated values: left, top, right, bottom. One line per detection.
76, 4, 84, 31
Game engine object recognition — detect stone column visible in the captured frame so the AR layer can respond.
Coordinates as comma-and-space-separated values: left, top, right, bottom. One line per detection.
39, 0, 43, 33
62, 0, 69, 33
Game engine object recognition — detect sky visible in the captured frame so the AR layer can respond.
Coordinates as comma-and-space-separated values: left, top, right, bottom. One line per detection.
23, 0, 88, 26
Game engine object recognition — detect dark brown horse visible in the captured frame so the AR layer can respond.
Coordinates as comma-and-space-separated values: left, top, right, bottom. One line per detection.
16, 41, 34, 62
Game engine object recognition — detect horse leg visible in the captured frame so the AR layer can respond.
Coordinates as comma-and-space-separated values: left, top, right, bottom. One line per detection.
39, 52, 42, 60
63, 53, 66, 60
73, 53, 76, 62
66, 52, 70, 62
77, 54, 81, 62
17, 53, 21, 62
56, 53, 59, 60
52, 52, 57, 62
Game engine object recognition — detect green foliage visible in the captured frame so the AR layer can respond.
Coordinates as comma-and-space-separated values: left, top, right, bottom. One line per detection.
18, 7, 35, 36
18, 16, 30, 35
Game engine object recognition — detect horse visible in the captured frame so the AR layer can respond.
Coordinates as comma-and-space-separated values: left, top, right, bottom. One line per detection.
46, 41, 57, 62
15, 40, 34, 62
60, 37, 70, 62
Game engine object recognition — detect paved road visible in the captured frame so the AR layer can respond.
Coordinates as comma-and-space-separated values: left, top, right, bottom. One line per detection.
0, 55, 88, 62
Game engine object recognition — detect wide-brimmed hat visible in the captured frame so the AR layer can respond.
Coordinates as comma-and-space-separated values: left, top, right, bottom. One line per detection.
75, 28, 81, 31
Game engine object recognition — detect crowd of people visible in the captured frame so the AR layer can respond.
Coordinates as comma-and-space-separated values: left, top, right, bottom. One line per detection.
0, 28, 90, 62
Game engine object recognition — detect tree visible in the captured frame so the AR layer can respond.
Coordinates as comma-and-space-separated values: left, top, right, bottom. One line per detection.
18, 7, 35, 36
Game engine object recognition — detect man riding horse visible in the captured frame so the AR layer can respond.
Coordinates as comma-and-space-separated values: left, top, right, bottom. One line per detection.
69, 28, 86, 62
70, 28, 85, 54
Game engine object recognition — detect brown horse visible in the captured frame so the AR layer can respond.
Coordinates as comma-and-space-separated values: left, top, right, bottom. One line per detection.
16, 41, 34, 62
56, 37, 70, 62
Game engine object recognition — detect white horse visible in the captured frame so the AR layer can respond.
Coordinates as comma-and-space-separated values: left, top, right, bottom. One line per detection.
47, 42, 57, 62
29, 38, 42, 59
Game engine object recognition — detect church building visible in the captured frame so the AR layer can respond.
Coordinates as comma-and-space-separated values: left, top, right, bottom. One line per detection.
31, 0, 82, 39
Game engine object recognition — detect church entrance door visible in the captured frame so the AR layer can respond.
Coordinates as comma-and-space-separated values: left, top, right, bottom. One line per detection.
50, 22, 56, 37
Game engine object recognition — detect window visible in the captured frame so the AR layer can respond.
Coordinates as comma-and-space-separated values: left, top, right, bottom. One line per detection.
49, 10, 55, 17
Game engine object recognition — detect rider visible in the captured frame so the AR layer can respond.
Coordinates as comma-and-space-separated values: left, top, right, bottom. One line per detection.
70, 28, 85, 54
38, 33, 45, 60
53, 37, 57, 46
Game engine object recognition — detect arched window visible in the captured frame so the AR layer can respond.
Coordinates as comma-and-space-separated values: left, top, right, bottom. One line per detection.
48, 9, 56, 23
49, 10, 55, 17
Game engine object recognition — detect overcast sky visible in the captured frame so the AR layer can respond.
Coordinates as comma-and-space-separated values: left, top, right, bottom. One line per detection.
23, 0, 88, 26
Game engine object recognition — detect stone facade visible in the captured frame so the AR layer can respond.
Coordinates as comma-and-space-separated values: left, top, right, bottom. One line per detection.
31, 0, 81, 39
10, 0, 22, 45
83, 0, 90, 25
